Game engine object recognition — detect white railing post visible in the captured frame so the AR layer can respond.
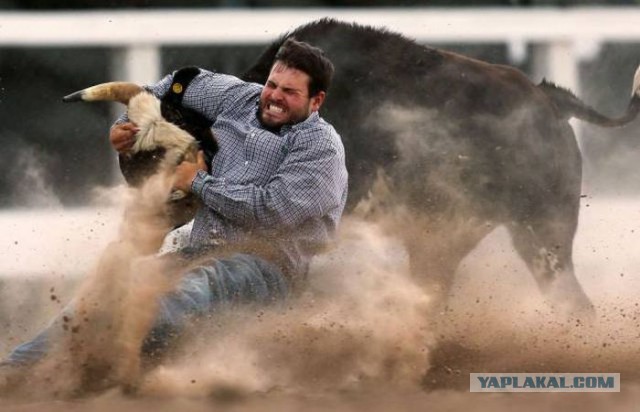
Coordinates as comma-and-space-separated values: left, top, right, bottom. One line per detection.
111, 43, 162, 87
531, 40, 578, 92
109, 44, 162, 179
530, 40, 584, 146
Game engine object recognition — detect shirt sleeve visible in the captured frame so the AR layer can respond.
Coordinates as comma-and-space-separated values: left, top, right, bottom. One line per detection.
191, 130, 348, 230
114, 69, 247, 124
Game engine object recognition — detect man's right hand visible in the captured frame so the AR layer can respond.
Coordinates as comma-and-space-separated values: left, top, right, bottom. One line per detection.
109, 122, 140, 153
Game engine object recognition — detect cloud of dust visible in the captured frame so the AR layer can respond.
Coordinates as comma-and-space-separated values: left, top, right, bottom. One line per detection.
333, 95, 640, 398
5, 208, 640, 409
3, 68, 640, 411
99, 94, 640, 404
3, 164, 640, 410
137, 217, 432, 397
10, 143, 63, 209
14, 172, 180, 398
423, 222, 640, 390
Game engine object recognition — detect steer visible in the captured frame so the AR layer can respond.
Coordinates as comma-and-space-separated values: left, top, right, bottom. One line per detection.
242, 19, 640, 316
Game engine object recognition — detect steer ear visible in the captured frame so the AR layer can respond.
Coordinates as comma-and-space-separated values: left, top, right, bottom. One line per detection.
63, 82, 144, 105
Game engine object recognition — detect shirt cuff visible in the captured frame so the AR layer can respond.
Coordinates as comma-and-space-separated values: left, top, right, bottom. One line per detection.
191, 169, 226, 197
191, 170, 208, 195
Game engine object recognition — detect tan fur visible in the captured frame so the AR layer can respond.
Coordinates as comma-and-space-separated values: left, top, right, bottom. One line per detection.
128, 92, 198, 157
127, 92, 200, 193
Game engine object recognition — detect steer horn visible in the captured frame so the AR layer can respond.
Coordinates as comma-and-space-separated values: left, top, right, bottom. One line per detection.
63, 82, 144, 105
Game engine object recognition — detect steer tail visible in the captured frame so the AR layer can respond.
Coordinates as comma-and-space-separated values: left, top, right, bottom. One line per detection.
538, 64, 640, 127
62, 82, 144, 105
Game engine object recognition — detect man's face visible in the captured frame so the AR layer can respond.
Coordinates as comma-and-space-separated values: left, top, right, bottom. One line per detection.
259, 61, 325, 128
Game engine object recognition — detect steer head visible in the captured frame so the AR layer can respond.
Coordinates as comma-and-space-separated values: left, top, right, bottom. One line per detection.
63, 79, 217, 228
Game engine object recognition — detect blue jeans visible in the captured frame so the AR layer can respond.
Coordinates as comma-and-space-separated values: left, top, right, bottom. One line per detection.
2, 253, 288, 366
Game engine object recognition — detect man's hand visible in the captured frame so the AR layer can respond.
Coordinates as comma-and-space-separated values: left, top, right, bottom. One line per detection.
110, 122, 140, 153
173, 151, 207, 193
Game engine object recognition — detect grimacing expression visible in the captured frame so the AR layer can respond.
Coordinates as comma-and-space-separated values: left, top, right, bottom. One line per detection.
259, 62, 325, 128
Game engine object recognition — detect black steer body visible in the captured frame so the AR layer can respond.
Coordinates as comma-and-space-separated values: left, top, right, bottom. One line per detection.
242, 19, 640, 314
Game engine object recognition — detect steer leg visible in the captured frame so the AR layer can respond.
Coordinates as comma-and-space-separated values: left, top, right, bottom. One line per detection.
403, 215, 495, 316
507, 219, 594, 318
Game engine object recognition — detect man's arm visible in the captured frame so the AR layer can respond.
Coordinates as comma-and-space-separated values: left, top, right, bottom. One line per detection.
190, 131, 347, 230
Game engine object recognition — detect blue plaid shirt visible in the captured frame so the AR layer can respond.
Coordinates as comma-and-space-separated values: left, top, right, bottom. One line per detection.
122, 69, 348, 278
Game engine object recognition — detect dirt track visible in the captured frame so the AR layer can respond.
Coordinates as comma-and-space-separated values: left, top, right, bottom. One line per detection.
2, 195, 640, 410
2, 386, 640, 412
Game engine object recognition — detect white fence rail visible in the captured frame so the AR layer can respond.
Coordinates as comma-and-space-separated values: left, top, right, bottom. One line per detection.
2, 8, 640, 90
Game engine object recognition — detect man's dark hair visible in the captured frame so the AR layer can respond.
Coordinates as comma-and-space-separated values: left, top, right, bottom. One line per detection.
274, 38, 334, 97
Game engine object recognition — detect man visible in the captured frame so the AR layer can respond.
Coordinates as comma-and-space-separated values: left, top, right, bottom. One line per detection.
2, 39, 347, 373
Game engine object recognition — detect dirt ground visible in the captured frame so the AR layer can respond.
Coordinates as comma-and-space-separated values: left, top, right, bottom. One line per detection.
1, 195, 640, 411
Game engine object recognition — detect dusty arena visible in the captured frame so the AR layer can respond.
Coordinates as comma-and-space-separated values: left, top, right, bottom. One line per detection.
1, 185, 640, 411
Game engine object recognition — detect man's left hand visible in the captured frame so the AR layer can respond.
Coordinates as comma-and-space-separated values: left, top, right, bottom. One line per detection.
173, 151, 207, 193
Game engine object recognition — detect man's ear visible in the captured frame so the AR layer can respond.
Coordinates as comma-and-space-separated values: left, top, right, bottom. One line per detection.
310, 91, 326, 112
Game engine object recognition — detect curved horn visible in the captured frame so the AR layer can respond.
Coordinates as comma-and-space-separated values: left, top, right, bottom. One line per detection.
62, 82, 144, 105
